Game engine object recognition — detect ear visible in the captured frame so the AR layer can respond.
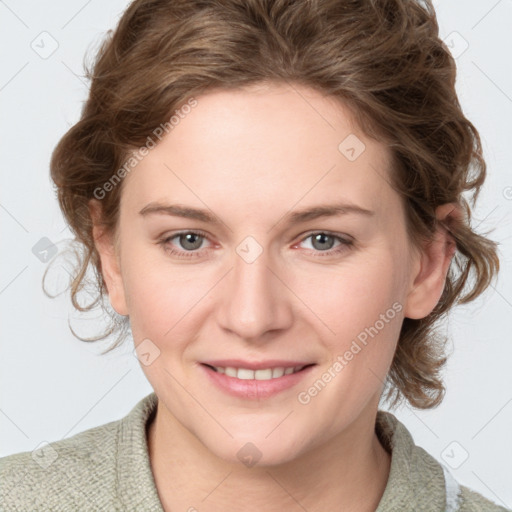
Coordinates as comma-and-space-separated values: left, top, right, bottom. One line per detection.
403, 203, 461, 319
88, 199, 129, 316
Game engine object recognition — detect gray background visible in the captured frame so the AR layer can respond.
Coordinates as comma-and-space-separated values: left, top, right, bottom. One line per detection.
1, 0, 511, 507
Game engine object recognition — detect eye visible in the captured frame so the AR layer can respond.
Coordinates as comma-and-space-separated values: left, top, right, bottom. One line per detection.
173, 232, 205, 251
158, 230, 354, 260
158, 230, 211, 259
297, 232, 353, 257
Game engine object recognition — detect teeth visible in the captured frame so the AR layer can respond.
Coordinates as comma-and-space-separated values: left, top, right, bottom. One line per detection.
237, 368, 255, 380
212, 365, 305, 380
225, 367, 237, 377
272, 367, 284, 378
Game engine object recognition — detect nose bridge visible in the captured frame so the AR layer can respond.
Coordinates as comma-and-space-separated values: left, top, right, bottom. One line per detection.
217, 236, 292, 340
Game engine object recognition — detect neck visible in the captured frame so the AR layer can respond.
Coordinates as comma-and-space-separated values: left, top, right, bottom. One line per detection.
147, 401, 391, 512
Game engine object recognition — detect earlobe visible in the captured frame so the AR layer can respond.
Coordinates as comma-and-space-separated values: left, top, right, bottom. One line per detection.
403, 203, 460, 320
88, 199, 129, 316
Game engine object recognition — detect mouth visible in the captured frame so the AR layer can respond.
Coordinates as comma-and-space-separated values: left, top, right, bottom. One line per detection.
202, 363, 315, 380
199, 361, 317, 399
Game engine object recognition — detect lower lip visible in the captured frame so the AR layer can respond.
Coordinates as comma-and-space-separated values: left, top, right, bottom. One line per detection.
200, 363, 315, 400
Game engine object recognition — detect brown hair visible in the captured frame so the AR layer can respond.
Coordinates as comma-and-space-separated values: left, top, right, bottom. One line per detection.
47, 0, 500, 409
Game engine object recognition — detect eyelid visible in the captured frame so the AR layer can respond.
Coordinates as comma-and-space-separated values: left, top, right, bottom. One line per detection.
294, 229, 354, 244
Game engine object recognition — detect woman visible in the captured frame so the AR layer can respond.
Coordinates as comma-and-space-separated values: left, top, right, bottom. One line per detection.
1, 0, 508, 510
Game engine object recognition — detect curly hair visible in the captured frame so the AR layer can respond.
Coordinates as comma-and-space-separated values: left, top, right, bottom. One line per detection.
46, 0, 500, 410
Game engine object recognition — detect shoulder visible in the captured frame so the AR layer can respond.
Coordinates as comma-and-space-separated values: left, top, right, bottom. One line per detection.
0, 392, 161, 511
0, 419, 121, 511
375, 410, 511, 512
459, 485, 511, 512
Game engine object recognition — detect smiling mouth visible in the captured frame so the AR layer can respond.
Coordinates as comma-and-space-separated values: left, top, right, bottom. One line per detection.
202, 363, 315, 381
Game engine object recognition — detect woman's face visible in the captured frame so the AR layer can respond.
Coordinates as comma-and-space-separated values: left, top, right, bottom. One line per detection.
95, 82, 441, 466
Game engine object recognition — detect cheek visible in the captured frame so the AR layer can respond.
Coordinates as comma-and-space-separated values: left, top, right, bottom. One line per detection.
293, 253, 406, 402
120, 242, 221, 353
295, 251, 405, 339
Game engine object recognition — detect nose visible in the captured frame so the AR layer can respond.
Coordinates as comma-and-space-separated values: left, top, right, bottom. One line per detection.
216, 242, 293, 342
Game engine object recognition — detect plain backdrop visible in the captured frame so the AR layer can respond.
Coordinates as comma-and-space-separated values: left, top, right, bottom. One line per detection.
1, 0, 511, 507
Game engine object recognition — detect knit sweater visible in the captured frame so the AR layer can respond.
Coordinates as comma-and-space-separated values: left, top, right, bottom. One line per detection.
1, 392, 509, 511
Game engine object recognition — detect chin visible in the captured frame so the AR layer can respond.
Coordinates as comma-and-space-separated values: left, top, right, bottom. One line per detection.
200, 431, 308, 469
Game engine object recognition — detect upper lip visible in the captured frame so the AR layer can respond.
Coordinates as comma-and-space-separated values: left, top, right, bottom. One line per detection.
201, 359, 315, 370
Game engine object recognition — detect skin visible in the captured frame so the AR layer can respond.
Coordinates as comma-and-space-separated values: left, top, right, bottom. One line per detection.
90, 82, 457, 511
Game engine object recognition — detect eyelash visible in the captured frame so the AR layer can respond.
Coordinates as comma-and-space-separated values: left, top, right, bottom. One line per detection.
157, 230, 354, 260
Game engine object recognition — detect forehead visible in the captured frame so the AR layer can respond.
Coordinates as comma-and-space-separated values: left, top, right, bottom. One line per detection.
120, 83, 396, 220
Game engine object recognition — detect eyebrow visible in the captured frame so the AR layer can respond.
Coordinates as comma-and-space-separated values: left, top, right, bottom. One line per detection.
138, 201, 375, 226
